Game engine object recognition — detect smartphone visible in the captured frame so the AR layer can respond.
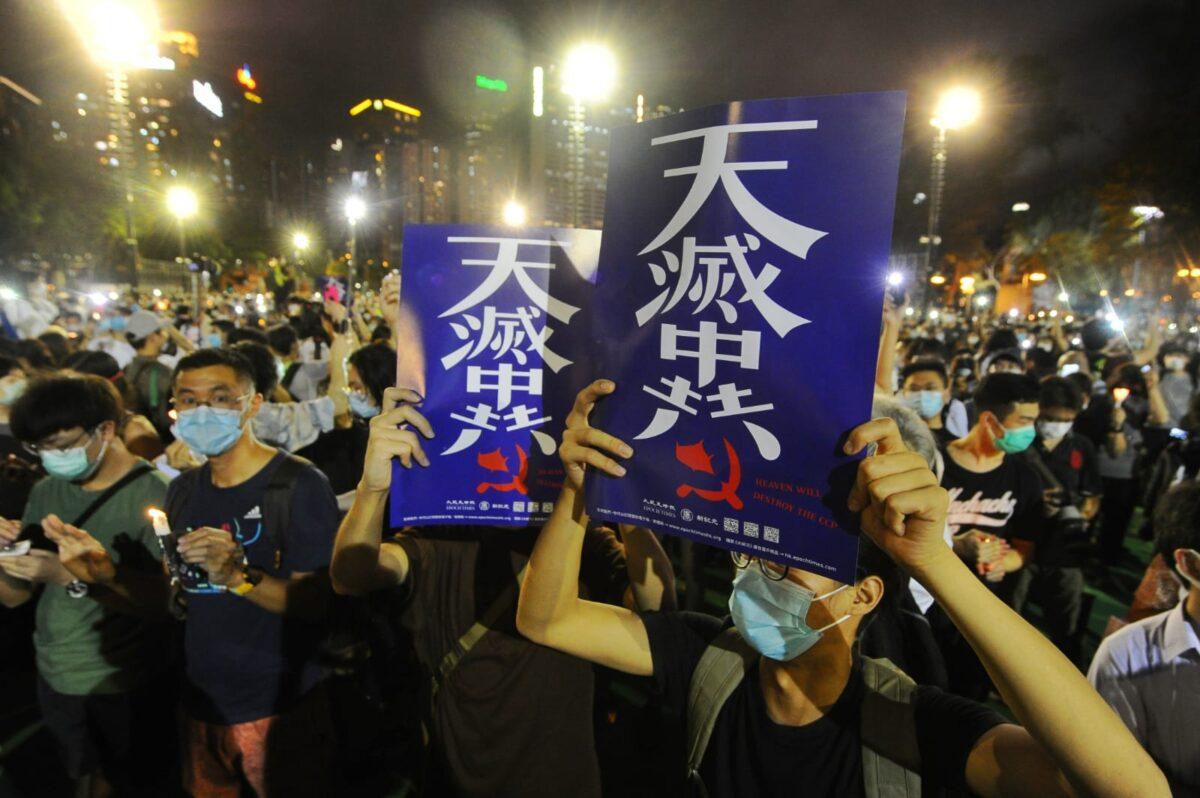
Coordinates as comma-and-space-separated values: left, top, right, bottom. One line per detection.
1141, 364, 1152, 374
0, 540, 32, 557
1170, 427, 1189, 442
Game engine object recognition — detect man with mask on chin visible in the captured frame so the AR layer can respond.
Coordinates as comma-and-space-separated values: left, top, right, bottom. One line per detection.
0, 374, 170, 796
516, 380, 1169, 798
166, 348, 339, 795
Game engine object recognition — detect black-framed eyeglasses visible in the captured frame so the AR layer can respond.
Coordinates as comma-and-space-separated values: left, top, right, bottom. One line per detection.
730, 551, 790, 582
171, 392, 250, 412
24, 426, 98, 457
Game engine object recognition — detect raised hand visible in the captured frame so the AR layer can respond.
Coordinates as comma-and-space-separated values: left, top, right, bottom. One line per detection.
560, 380, 633, 492
844, 418, 951, 576
0, 517, 21, 545
0, 550, 71, 585
360, 387, 434, 492
176, 527, 242, 587
42, 513, 116, 585
380, 271, 401, 328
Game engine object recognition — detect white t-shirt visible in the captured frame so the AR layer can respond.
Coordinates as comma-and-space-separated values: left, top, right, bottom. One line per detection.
88, 336, 137, 369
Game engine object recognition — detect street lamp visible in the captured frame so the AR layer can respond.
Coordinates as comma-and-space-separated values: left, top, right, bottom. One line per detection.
922, 86, 981, 297
292, 231, 311, 265
562, 42, 617, 228
502, 199, 527, 227
344, 196, 366, 302
166, 186, 198, 258
66, 0, 159, 288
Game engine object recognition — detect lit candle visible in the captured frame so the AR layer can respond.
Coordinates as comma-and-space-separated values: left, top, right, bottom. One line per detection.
147, 508, 171, 538
1112, 387, 1130, 407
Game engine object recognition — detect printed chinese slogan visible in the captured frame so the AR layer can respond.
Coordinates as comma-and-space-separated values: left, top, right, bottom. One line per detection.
586, 92, 907, 582
389, 226, 600, 527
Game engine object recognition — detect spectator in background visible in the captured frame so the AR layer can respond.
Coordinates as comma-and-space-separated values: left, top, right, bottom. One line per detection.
0, 354, 37, 520
898, 359, 957, 447
1089, 480, 1200, 796
268, 323, 328, 402
62, 350, 164, 461
123, 310, 175, 437
1157, 342, 1196, 428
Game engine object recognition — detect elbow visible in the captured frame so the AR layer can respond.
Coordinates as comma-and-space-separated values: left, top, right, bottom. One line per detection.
329, 552, 368, 597
514, 596, 550, 645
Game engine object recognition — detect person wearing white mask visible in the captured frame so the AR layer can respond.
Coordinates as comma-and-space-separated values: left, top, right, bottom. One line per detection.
1090, 480, 1200, 796
898, 359, 957, 447
1157, 344, 1196, 428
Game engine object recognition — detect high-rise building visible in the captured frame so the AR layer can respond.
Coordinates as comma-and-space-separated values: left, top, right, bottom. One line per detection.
457, 73, 521, 225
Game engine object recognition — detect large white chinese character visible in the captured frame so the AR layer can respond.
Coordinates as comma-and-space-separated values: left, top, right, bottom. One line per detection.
640, 121, 828, 259
466, 363, 543, 411
637, 375, 701, 440
443, 403, 502, 455
636, 234, 809, 337
503, 404, 557, 455
660, 321, 761, 388
442, 305, 570, 372
706, 383, 780, 460
440, 237, 580, 325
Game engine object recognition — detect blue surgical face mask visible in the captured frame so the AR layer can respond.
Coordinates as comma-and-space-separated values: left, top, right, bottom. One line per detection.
901, 390, 944, 420
41, 433, 108, 482
109, 316, 127, 332
994, 422, 1036, 454
728, 566, 851, 662
0, 378, 26, 406
206, 333, 222, 347
348, 390, 379, 419
174, 405, 246, 456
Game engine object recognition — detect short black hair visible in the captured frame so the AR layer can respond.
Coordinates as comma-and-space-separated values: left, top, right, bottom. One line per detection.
1081, 318, 1111, 352
227, 327, 269, 346
905, 338, 948, 364
172, 348, 256, 391
1038, 375, 1083, 413
10, 374, 123, 444
900, 359, 948, 387
230, 342, 279, 396
266, 324, 299, 357
983, 329, 1019, 355
13, 339, 53, 372
348, 343, 397, 406
63, 350, 122, 381
974, 373, 1040, 420
1154, 481, 1200, 565
36, 331, 71, 366
1064, 371, 1093, 401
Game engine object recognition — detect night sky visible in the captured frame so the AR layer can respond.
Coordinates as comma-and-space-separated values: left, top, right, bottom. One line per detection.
0, 0, 1161, 209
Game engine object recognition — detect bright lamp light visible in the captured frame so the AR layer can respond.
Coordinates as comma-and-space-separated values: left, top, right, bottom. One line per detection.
932, 87, 982, 130
292, 232, 311, 251
502, 200, 527, 227
345, 196, 366, 224
562, 43, 617, 101
166, 186, 198, 220
78, 0, 158, 65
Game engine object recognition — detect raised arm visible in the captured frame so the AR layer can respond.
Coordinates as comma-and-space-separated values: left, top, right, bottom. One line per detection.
619, 523, 677, 612
330, 387, 432, 596
516, 380, 653, 676
846, 419, 1169, 798
875, 294, 904, 393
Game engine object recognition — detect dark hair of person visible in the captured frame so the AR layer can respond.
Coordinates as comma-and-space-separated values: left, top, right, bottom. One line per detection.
973, 373, 1039, 421
370, 323, 392, 345
230, 342, 279, 397
983, 329, 1019, 355
172, 348, 256, 391
36, 331, 71, 366
1064, 371, 1093, 402
266, 323, 299, 357
10, 374, 123, 444
1154, 481, 1200, 570
1080, 318, 1111, 353
1105, 362, 1147, 394
905, 337, 948, 364
1038, 375, 1083, 413
1027, 348, 1058, 378
13, 339, 54, 372
63, 350, 135, 409
227, 327, 270, 346
127, 332, 153, 351
0, 354, 21, 377
899, 359, 948, 386
348, 342, 397, 406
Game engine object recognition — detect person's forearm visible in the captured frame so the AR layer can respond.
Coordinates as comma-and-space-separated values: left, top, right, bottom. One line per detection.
875, 320, 900, 392
914, 551, 1170, 797
1106, 431, 1126, 457
327, 333, 351, 417
331, 486, 396, 594
516, 485, 588, 640
0, 572, 32, 608
237, 572, 327, 619
619, 525, 677, 612
93, 567, 170, 618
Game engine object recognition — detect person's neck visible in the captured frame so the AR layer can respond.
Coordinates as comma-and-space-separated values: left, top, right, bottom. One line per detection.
925, 414, 944, 430
1043, 435, 1063, 452
207, 431, 276, 488
757, 642, 852, 727
948, 425, 1004, 472
80, 441, 139, 491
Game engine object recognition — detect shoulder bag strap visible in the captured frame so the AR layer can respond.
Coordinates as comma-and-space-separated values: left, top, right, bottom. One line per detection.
859, 656, 922, 798
685, 628, 756, 781
72, 463, 154, 529
262, 454, 311, 570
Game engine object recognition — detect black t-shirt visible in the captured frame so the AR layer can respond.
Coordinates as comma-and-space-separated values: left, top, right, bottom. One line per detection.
932, 426, 959, 449
644, 612, 1006, 798
169, 452, 338, 724
388, 525, 628, 798
939, 446, 1045, 544
1027, 433, 1102, 567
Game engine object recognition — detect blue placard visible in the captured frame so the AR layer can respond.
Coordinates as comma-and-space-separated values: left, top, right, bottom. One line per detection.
389, 225, 600, 527
585, 92, 907, 582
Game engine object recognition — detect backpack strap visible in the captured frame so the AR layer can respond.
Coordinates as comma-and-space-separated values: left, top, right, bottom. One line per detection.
165, 465, 207, 531
261, 454, 311, 572
860, 656, 922, 798
685, 628, 757, 783
71, 463, 155, 529
431, 552, 528, 702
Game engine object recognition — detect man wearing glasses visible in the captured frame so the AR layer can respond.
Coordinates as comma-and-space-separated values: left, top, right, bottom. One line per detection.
0, 373, 170, 796
515, 380, 1169, 798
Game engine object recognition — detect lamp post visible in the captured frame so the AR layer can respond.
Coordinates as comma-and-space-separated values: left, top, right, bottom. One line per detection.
71, 1, 158, 289
502, 199, 527, 227
292, 231, 310, 264
922, 87, 981, 295
344, 196, 366, 303
561, 43, 617, 229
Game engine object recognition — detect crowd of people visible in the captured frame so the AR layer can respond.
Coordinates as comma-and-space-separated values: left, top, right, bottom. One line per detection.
0, 271, 1194, 797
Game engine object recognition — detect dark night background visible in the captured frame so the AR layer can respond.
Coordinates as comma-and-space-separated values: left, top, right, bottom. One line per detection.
2, 0, 1198, 269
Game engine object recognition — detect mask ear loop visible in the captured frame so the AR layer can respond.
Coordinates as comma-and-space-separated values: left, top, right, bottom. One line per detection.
810, 584, 854, 633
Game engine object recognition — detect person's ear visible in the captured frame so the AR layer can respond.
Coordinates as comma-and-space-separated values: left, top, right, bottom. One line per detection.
97, 420, 118, 444
1173, 548, 1200, 585
244, 391, 264, 422
850, 575, 884, 617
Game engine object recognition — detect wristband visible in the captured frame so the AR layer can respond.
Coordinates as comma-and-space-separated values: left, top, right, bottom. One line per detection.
230, 566, 264, 596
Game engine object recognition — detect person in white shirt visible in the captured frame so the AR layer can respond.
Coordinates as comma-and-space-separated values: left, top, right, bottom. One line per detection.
1089, 480, 1200, 796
